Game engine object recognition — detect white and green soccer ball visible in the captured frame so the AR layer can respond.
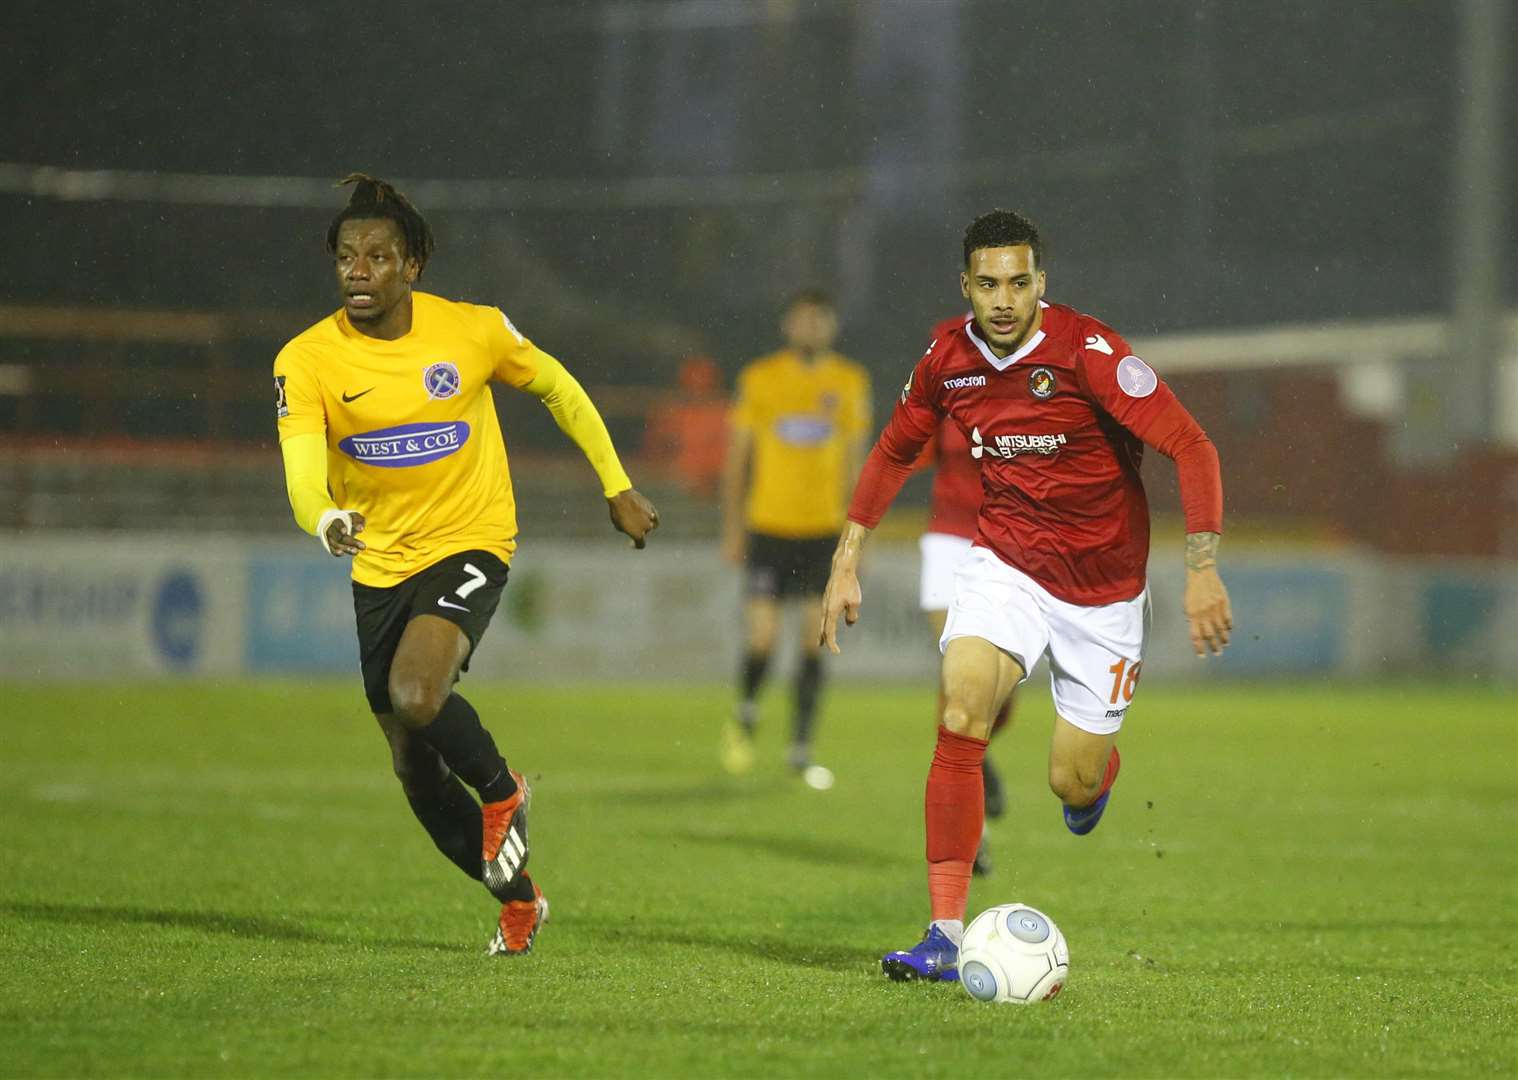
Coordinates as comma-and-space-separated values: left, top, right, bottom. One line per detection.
958, 903, 1069, 1004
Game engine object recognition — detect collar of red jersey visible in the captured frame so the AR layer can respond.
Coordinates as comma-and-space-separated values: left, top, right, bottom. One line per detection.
963, 301, 1049, 372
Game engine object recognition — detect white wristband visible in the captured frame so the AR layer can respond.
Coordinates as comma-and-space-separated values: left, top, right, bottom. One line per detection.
316, 509, 358, 555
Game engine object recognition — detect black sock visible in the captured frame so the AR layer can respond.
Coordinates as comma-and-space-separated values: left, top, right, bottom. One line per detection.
419, 693, 518, 804
403, 771, 484, 881
494, 872, 538, 904
739, 651, 771, 731
793, 653, 824, 749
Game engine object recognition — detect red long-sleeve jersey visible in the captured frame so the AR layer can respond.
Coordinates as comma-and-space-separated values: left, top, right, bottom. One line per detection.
849, 303, 1222, 606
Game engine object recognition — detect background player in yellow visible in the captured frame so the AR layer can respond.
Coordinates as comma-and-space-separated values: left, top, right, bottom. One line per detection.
274, 174, 659, 957
719, 290, 871, 785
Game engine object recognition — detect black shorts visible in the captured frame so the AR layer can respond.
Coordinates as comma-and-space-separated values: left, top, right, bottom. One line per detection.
352, 550, 510, 714
745, 532, 835, 599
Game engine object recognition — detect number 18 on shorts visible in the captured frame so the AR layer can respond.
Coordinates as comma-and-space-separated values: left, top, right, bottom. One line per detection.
940, 548, 1151, 735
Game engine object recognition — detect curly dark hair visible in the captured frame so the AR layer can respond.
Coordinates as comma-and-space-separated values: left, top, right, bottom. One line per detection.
325, 173, 435, 276
962, 208, 1043, 268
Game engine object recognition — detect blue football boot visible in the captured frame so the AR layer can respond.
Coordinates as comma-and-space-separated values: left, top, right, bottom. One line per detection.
1063, 747, 1120, 836
881, 923, 960, 982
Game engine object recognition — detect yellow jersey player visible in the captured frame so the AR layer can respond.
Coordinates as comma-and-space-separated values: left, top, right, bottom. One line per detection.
274, 174, 658, 957
719, 290, 871, 785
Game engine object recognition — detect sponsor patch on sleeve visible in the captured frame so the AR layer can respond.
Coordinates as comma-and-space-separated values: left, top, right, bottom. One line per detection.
1116, 355, 1158, 398
500, 310, 525, 344
274, 375, 289, 418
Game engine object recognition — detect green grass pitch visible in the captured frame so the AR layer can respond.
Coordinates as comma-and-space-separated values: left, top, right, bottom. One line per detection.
1, 679, 1514, 1077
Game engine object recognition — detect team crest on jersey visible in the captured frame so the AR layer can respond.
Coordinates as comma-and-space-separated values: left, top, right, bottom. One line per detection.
423, 361, 462, 400
274, 375, 288, 418
1028, 367, 1057, 399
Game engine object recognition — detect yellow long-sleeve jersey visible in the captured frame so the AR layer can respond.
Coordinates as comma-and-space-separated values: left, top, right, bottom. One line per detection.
274, 291, 628, 586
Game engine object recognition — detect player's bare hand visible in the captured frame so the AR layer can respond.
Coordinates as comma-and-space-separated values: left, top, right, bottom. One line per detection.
720, 529, 746, 566
609, 489, 659, 549
325, 511, 366, 557
1184, 567, 1232, 657
819, 566, 862, 655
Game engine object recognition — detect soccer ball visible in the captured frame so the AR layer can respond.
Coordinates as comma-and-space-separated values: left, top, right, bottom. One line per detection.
958, 903, 1069, 1004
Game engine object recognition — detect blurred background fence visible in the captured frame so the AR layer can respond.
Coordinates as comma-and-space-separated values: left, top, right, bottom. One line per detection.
1, 0, 1514, 682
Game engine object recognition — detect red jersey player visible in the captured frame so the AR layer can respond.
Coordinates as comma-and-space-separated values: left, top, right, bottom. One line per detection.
819, 209, 1231, 984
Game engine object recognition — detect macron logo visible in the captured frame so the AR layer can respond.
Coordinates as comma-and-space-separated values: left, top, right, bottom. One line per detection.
943, 374, 987, 390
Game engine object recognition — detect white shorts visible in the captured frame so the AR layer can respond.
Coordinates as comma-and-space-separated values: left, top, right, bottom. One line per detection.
919, 532, 975, 611
940, 547, 1150, 736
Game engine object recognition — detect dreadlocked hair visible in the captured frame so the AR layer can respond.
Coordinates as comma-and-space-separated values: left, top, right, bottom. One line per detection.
326, 173, 435, 276
962, 208, 1043, 268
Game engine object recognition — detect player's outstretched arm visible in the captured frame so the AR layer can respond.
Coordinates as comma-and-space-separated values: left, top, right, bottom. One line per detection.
521, 355, 659, 546
608, 488, 659, 549
818, 347, 938, 651
279, 431, 366, 558
1183, 531, 1232, 657
819, 522, 870, 654
1087, 344, 1230, 659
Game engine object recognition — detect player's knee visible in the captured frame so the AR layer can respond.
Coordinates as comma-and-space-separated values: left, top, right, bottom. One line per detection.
388, 674, 449, 729
941, 700, 989, 739
1048, 761, 1100, 806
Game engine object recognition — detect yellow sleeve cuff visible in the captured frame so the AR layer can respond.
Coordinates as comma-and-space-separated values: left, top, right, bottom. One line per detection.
279, 431, 338, 535
522, 355, 632, 498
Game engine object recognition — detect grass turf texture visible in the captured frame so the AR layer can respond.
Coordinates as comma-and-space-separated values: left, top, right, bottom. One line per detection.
1, 680, 1513, 1078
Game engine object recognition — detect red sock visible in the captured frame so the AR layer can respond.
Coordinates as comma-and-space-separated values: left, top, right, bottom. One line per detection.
928, 862, 973, 924
925, 725, 988, 923
1096, 746, 1121, 799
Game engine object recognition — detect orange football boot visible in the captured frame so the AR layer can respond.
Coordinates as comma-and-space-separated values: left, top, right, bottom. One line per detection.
481, 770, 531, 898
487, 878, 549, 957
